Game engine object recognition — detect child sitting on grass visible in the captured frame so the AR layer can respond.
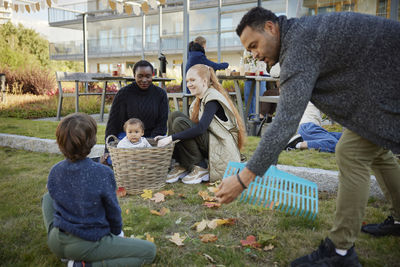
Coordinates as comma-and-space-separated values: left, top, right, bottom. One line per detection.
41, 113, 156, 267
117, 118, 152, 149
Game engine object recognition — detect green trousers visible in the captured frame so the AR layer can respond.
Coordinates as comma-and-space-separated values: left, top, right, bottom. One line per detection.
168, 111, 209, 172
329, 129, 400, 249
42, 193, 156, 267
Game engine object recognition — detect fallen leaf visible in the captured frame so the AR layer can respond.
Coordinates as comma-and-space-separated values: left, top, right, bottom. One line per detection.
207, 220, 218, 229
198, 191, 215, 201
160, 207, 170, 216
145, 233, 154, 243
124, 226, 133, 231
203, 253, 216, 263
207, 181, 221, 187
240, 235, 261, 248
214, 218, 237, 226
203, 202, 221, 208
268, 201, 280, 210
196, 219, 208, 232
150, 207, 170, 216
141, 189, 153, 200
207, 186, 219, 193
200, 234, 218, 243
150, 210, 161, 216
150, 192, 165, 203
263, 244, 274, 251
175, 217, 182, 224
116, 187, 127, 197
125, 209, 130, 215
178, 193, 186, 198
160, 190, 174, 196
169, 233, 185, 246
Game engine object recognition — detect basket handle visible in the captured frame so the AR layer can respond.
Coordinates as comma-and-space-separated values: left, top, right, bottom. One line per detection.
106, 135, 119, 147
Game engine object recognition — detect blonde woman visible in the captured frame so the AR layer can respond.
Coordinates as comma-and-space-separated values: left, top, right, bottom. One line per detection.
157, 64, 246, 184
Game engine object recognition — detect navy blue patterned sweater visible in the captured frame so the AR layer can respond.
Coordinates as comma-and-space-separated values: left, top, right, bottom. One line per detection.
105, 82, 169, 152
47, 158, 122, 241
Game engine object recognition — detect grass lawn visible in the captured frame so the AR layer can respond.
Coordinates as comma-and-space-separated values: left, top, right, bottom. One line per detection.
0, 117, 340, 171
1, 147, 399, 266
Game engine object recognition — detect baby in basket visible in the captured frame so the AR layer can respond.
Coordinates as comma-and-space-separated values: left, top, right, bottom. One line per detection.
117, 118, 152, 149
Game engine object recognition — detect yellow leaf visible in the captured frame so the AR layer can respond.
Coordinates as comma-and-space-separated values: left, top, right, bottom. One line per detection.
207, 186, 219, 193
169, 233, 185, 246
198, 191, 216, 202
125, 209, 130, 215
145, 233, 154, 243
263, 244, 274, 251
141, 189, 153, 199
159, 207, 170, 216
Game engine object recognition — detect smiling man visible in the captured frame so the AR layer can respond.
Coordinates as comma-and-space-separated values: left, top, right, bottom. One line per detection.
216, 7, 400, 267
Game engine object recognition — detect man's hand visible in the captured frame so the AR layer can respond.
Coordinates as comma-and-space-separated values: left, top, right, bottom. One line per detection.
157, 136, 172, 147
216, 167, 256, 204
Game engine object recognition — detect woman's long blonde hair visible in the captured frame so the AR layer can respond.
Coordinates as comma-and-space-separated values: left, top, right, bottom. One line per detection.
189, 64, 246, 150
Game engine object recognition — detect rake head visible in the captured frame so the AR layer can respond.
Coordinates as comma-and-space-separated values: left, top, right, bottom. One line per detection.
223, 162, 318, 220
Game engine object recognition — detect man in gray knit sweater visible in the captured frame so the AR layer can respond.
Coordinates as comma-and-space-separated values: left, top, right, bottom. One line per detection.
216, 7, 400, 266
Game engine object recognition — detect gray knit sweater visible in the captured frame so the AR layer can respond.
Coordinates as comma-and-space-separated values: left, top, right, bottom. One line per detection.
247, 12, 400, 176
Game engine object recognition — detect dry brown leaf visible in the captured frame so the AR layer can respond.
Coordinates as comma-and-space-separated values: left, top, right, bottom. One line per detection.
159, 190, 174, 196
207, 186, 219, 193
150, 192, 165, 203
196, 219, 208, 232
200, 234, 218, 243
263, 244, 274, 251
214, 218, 237, 226
150, 210, 161, 216
169, 233, 185, 246
125, 209, 130, 215
207, 220, 218, 229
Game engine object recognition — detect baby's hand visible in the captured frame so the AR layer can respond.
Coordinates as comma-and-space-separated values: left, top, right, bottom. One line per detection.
157, 136, 172, 147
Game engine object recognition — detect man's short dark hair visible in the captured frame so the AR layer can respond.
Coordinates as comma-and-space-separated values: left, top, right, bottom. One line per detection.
56, 113, 97, 162
124, 118, 145, 132
236, 7, 278, 37
133, 60, 154, 75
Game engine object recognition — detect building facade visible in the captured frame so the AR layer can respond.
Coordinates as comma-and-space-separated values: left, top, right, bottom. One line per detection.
0, 3, 12, 24
48, 0, 399, 77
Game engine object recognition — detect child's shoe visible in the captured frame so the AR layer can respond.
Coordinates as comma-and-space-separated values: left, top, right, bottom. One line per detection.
182, 166, 209, 184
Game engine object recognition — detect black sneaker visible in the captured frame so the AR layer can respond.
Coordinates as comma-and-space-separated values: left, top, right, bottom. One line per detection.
291, 237, 362, 267
284, 134, 303, 151
361, 216, 400, 237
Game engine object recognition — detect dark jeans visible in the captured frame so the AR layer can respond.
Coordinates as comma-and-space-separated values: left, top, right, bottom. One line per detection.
168, 111, 209, 172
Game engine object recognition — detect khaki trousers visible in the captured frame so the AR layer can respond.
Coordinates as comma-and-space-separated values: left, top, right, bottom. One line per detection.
329, 129, 400, 249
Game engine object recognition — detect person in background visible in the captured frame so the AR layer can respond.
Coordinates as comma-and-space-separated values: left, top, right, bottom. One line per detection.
117, 118, 152, 149
185, 36, 229, 93
102, 60, 168, 164
157, 64, 246, 185
42, 113, 156, 267
216, 7, 400, 266
285, 102, 342, 153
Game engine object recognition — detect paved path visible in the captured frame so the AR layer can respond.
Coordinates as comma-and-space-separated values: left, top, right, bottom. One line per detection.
0, 132, 384, 199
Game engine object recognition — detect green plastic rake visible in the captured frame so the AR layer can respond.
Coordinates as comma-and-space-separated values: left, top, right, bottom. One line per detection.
223, 162, 318, 220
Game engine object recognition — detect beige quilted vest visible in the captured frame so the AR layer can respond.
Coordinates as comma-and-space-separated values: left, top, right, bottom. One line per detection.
190, 88, 241, 181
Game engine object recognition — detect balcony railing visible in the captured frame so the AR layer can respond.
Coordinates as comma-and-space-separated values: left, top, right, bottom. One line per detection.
49, 33, 242, 60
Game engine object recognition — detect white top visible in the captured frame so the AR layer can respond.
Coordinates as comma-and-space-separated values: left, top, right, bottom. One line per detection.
299, 102, 322, 127
117, 136, 152, 149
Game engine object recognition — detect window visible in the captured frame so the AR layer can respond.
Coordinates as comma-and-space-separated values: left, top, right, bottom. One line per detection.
376, 0, 389, 18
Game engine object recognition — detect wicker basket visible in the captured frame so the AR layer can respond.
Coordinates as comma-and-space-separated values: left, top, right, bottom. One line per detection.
106, 135, 177, 195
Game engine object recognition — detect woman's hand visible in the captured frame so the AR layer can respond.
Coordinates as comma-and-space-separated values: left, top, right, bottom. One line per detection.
157, 136, 172, 147
216, 167, 256, 204
154, 135, 165, 141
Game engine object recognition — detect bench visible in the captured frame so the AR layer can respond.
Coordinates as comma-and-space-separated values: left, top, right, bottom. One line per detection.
55, 72, 118, 121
